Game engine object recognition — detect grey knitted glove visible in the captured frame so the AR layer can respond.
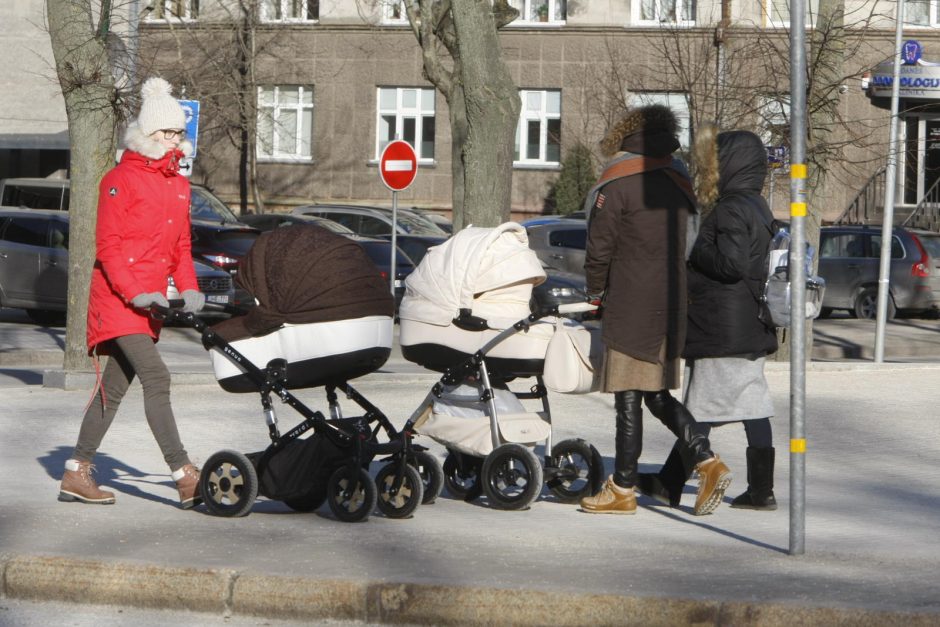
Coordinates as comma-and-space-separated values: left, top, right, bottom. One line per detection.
131, 292, 170, 309
181, 289, 206, 314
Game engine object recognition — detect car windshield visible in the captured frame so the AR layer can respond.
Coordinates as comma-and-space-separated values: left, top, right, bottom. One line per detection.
214, 231, 259, 256
397, 210, 447, 236
1, 183, 69, 211
358, 241, 414, 268
190, 187, 241, 224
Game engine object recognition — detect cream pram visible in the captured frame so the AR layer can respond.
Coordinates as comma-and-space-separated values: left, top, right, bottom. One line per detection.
398, 223, 604, 510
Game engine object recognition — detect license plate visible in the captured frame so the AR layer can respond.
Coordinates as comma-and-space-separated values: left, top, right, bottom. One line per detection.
207, 294, 230, 304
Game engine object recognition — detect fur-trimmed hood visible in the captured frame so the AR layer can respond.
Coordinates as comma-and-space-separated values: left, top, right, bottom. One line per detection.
600, 104, 680, 157
692, 125, 767, 215
123, 120, 193, 160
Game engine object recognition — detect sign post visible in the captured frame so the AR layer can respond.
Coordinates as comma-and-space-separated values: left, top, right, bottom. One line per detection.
178, 99, 200, 177
378, 140, 418, 296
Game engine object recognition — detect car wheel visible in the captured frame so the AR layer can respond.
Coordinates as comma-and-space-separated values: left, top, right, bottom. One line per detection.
26, 309, 66, 326
854, 287, 896, 321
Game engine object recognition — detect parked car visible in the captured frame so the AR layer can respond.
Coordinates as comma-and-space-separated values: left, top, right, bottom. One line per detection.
532, 263, 589, 318
0, 177, 69, 211
393, 234, 447, 266
525, 220, 587, 275
413, 210, 453, 234
293, 204, 448, 237
238, 212, 354, 235
0, 208, 235, 325
345, 235, 415, 311
817, 225, 940, 319
189, 185, 248, 225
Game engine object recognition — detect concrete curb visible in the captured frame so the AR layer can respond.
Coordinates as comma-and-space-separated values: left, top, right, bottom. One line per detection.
1, 554, 938, 626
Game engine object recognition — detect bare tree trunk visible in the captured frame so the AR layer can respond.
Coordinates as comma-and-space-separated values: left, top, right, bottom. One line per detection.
47, 0, 120, 371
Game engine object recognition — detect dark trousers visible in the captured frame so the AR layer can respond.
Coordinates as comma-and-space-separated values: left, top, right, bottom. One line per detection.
73, 334, 189, 471
613, 389, 714, 489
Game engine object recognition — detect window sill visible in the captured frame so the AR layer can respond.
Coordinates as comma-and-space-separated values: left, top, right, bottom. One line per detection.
506, 21, 567, 27
513, 163, 561, 171
367, 159, 437, 168
257, 157, 314, 165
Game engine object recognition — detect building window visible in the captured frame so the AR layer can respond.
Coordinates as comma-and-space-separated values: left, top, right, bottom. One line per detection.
257, 85, 313, 161
261, 0, 318, 21
148, 0, 199, 19
508, 0, 567, 24
633, 0, 695, 26
514, 90, 561, 165
906, 0, 940, 26
376, 87, 436, 161
759, 95, 790, 146
765, 0, 818, 27
383, 1, 408, 24
633, 92, 691, 151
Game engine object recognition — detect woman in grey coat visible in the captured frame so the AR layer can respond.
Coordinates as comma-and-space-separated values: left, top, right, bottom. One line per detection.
639, 124, 779, 511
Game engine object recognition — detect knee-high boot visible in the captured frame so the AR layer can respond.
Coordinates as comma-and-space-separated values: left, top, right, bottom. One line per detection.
613, 390, 643, 489
730, 447, 777, 510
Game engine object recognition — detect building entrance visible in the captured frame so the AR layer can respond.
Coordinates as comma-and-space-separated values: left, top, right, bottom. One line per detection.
903, 115, 940, 205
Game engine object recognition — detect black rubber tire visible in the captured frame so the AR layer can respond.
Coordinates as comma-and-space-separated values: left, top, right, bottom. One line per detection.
201, 449, 258, 518
546, 438, 597, 503
326, 466, 376, 523
854, 287, 896, 320
817, 307, 833, 319
442, 451, 479, 499
480, 443, 543, 511
283, 488, 327, 513
375, 462, 424, 519
410, 450, 444, 504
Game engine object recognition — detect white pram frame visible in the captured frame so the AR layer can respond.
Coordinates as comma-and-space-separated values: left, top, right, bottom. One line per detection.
403, 302, 604, 510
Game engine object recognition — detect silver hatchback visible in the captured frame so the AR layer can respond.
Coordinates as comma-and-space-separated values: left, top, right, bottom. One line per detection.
818, 225, 940, 319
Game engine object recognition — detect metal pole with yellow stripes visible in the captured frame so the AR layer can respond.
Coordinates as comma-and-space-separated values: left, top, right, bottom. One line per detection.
789, 0, 807, 556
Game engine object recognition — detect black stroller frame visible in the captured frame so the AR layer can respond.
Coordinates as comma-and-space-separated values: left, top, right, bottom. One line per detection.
403, 303, 604, 510
155, 304, 442, 522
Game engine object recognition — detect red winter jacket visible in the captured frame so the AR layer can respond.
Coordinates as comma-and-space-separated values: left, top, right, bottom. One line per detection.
86, 149, 198, 352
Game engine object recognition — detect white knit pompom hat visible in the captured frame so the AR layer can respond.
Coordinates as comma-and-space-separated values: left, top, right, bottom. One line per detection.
136, 77, 186, 137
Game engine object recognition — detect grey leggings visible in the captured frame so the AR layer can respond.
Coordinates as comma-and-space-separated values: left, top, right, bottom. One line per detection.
73, 334, 190, 471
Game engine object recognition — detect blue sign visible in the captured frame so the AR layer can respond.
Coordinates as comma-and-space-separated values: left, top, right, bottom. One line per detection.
766, 145, 789, 169
178, 99, 200, 158
903, 40, 922, 66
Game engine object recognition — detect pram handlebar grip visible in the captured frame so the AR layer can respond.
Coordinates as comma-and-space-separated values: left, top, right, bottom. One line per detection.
556, 302, 599, 315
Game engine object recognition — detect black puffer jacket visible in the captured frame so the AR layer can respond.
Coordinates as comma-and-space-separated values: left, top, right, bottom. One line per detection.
683, 130, 778, 359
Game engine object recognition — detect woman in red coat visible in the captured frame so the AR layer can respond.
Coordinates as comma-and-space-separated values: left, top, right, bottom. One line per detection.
58, 77, 206, 509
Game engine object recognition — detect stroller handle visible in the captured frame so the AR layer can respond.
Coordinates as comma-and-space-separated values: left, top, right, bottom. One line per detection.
556, 302, 599, 315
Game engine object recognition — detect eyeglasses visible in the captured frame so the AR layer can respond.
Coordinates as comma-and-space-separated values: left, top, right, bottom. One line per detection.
159, 129, 186, 140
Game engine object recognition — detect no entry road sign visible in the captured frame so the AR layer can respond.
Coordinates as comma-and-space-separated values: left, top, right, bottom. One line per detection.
379, 140, 418, 191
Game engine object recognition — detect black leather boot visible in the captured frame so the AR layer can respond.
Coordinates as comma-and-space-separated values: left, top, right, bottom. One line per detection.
731, 446, 777, 510
642, 390, 712, 463
613, 390, 643, 489
637, 442, 690, 508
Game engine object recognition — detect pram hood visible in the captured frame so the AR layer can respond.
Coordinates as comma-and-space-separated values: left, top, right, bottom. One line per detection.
213, 223, 394, 342
399, 222, 545, 326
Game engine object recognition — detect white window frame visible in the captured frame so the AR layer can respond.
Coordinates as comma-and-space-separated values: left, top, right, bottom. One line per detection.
905, 0, 940, 27
765, 0, 818, 27
375, 87, 436, 162
632, 92, 691, 151
147, 0, 199, 20
260, 0, 319, 22
514, 89, 562, 167
758, 94, 790, 146
506, 0, 567, 25
383, 1, 409, 24
257, 85, 314, 162
632, 0, 696, 27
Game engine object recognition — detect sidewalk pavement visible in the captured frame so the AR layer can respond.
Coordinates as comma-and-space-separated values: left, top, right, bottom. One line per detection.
1, 311, 940, 624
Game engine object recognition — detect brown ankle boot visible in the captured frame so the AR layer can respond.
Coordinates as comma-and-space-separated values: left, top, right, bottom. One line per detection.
580, 476, 637, 514
173, 464, 202, 510
59, 459, 115, 504
693, 455, 732, 516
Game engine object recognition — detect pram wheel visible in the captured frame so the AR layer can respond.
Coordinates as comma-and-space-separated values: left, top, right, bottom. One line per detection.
375, 462, 424, 519
481, 443, 543, 511
326, 466, 377, 523
409, 451, 444, 504
442, 450, 480, 500
284, 488, 328, 513
201, 450, 259, 518
546, 438, 598, 503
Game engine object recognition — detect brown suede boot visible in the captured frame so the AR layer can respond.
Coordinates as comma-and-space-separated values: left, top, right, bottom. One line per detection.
58, 459, 115, 504
693, 455, 732, 516
580, 476, 637, 514
172, 464, 202, 510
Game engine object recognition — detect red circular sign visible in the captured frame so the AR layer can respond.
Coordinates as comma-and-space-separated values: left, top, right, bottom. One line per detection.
379, 140, 418, 191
